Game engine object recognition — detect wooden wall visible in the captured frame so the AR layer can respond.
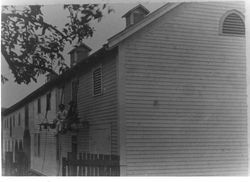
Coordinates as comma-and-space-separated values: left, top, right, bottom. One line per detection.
55, 50, 119, 169
2, 107, 25, 161
30, 88, 58, 176
119, 2, 247, 175
77, 52, 119, 155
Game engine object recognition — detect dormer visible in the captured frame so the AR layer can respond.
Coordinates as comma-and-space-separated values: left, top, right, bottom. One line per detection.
69, 43, 92, 67
122, 4, 150, 28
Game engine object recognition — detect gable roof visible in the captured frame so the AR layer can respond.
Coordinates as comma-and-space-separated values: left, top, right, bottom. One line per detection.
107, 2, 182, 49
121, 4, 150, 18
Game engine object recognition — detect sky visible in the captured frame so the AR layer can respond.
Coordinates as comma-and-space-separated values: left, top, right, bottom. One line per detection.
1, 1, 165, 108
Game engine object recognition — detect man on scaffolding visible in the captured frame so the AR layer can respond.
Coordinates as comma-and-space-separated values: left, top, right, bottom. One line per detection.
54, 101, 79, 135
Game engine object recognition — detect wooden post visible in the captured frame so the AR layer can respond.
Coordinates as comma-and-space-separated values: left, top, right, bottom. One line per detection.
94, 154, 97, 176
87, 153, 91, 176
78, 153, 82, 176
99, 154, 104, 176
62, 157, 66, 176
82, 153, 86, 176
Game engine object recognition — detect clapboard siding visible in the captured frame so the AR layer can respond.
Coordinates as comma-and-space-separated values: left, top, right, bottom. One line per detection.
2, 108, 25, 161
77, 126, 90, 153
32, 131, 58, 175
30, 89, 58, 176
120, 2, 247, 175
77, 52, 118, 155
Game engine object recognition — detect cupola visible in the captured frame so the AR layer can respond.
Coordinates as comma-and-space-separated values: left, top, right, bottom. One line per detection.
68, 43, 92, 67
122, 4, 150, 28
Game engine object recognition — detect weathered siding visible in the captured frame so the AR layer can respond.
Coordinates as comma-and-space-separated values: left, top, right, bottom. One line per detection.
31, 89, 58, 176
77, 52, 119, 155
55, 51, 119, 161
2, 108, 25, 161
120, 2, 247, 175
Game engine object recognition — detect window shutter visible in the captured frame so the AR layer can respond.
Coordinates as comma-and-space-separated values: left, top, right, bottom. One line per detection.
13, 115, 15, 127
71, 80, 78, 102
222, 13, 245, 35
93, 67, 102, 96
10, 117, 12, 137
46, 93, 51, 111
18, 113, 21, 126
37, 98, 41, 113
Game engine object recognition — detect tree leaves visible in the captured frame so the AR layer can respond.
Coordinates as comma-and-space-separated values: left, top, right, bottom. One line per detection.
1, 4, 113, 84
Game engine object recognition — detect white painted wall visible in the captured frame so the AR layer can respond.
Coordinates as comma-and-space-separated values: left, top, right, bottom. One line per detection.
119, 2, 247, 175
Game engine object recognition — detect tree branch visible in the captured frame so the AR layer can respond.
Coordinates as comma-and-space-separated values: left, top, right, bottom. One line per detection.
3, 13, 68, 40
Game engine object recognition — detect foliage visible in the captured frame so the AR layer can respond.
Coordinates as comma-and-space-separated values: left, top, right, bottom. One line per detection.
1, 4, 113, 84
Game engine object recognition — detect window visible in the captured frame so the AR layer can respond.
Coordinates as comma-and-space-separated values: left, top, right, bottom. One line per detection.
19, 140, 23, 151
72, 136, 77, 158
126, 16, 131, 27
58, 86, 65, 107
13, 115, 15, 127
12, 140, 15, 154
46, 92, 51, 111
221, 10, 245, 35
71, 80, 78, 102
93, 66, 102, 96
8, 141, 10, 151
37, 98, 41, 113
133, 12, 145, 24
25, 105, 29, 128
5, 141, 8, 152
10, 140, 12, 151
18, 113, 21, 126
10, 117, 12, 137
34, 133, 40, 157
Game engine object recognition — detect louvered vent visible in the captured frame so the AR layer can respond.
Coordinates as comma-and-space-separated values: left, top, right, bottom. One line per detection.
93, 67, 102, 96
222, 13, 245, 35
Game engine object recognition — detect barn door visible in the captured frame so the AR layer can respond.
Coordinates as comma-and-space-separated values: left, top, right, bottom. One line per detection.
89, 125, 111, 155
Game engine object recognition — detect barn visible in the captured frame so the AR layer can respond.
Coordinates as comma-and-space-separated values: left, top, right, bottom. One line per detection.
2, 1, 247, 176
